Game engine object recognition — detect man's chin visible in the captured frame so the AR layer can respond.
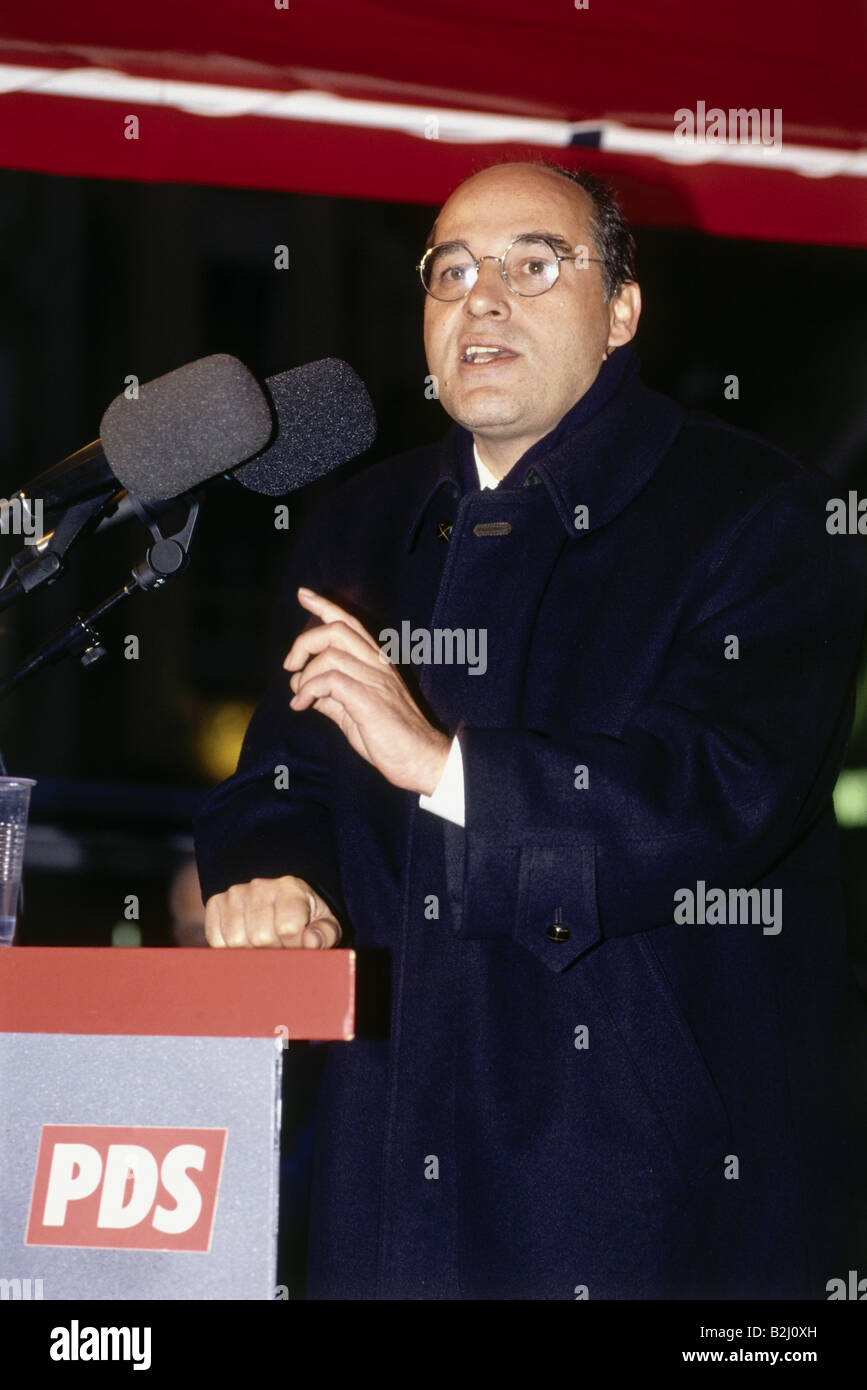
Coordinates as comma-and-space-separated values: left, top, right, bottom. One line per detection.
441, 393, 525, 435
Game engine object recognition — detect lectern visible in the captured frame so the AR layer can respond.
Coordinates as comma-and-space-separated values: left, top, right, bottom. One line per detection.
0, 948, 355, 1300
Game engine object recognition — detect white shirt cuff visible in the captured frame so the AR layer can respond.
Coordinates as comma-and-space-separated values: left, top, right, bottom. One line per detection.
418, 735, 465, 827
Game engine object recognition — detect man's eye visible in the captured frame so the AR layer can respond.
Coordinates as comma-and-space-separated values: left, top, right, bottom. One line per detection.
438, 264, 470, 283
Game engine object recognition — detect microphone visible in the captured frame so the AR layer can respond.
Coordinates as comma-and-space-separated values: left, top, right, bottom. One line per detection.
93, 357, 377, 535
12, 354, 376, 544
233, 358, 377, 496
5, 354, 274, 516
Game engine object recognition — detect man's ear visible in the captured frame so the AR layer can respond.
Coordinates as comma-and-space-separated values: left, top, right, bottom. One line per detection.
606, 281, 641, 351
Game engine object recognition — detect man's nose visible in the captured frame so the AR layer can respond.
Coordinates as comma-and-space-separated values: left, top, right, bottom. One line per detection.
464, 257, 510, 316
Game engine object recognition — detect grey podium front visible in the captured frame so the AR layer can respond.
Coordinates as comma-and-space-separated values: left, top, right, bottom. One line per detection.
0, 948, 355, 1301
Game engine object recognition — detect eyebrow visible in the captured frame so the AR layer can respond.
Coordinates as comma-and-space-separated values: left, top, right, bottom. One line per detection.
434, 229, 577, 255
518, 229, 575, 253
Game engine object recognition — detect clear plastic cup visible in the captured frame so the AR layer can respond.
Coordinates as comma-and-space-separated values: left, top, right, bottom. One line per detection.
0, 777, 36, 946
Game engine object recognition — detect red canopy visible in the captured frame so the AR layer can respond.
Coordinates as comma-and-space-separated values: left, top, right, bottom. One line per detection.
0, 1, 864, 244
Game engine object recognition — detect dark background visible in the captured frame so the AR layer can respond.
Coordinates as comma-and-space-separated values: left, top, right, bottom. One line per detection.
1, 168, 866, 972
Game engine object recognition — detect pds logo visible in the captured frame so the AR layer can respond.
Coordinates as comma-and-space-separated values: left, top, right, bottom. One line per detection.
26, 1125, 227, 1251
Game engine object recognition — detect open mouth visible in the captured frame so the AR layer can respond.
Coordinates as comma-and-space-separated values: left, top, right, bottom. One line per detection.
459, 345, 519, 366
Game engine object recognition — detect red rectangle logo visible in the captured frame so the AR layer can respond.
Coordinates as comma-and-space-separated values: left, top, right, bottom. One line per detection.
26, 1125, 227, 1252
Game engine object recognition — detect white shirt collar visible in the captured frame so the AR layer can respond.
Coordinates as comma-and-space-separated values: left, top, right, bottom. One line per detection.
473, 442, 500, 490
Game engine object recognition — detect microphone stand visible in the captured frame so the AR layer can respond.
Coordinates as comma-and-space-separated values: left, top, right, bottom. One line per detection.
0, 494, 201, 700
0, 492, 116, 612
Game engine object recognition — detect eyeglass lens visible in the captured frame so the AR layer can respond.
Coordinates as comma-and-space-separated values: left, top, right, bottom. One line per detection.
423, 237, 561, 299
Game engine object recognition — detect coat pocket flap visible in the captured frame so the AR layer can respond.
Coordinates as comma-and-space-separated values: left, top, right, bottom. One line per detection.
515, 842, 602, 971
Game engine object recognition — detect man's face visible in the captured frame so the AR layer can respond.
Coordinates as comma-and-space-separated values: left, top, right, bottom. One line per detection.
423, 166, 631, 455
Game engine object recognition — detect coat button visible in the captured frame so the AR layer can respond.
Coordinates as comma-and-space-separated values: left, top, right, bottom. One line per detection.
546, 923, 570, 942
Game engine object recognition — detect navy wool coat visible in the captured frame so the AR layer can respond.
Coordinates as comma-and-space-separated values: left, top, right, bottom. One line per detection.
195, 356, 867, 1300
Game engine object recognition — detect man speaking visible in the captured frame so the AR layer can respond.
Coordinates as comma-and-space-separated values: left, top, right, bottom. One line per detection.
195, 162, 866, 1300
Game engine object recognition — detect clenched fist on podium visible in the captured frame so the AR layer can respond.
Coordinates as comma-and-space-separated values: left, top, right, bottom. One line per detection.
204, 875, 342, 950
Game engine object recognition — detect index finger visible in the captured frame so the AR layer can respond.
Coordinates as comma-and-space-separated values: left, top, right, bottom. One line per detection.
296, 588, 377, 645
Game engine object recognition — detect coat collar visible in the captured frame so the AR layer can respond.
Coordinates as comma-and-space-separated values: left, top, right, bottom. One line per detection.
404, 352, 685, 552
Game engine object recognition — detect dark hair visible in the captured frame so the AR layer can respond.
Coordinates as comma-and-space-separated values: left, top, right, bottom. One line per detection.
541, 164, 637, 301
424, 161, 636, 302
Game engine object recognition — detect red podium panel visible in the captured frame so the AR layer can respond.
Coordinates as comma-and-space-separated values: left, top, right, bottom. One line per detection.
0, 947, 355, 1041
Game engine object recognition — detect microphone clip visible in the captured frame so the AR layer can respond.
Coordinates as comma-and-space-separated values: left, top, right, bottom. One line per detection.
127, 494, 200, 591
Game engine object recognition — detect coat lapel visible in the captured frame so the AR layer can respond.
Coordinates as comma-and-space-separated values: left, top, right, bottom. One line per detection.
410, 375, 684, 732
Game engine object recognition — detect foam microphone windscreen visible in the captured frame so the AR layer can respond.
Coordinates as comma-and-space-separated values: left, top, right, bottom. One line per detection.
99, 354, 274, 500
233, 358, 377, 496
